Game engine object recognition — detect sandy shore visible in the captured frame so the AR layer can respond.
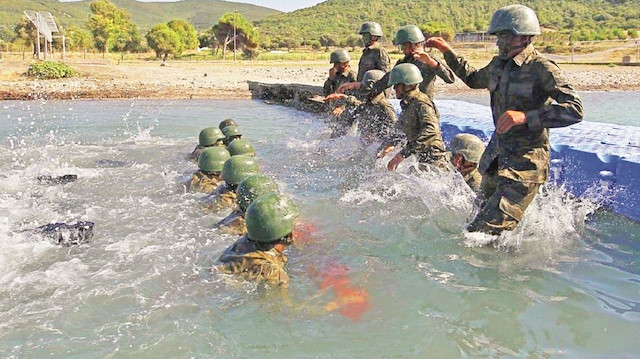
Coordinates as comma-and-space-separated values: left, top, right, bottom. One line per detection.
1, 58, 639, 100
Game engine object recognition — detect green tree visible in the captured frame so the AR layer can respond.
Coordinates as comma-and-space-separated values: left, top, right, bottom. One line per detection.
87, 0, 140, 53
212, 12, 258, 60
421, 21, 455, 41
67, 25, 93, 52
318, 34, 337, 50
13, 15, 37, 56
167, 19, 198, 51
341, 34, 360, 51
146, 24, 182, 61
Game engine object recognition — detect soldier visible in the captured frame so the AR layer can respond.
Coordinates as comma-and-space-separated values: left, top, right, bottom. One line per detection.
369, 25, 455, 101
188, 127, 225, 162
219, 118, 237, 130
357, 22, 391, 81
188, 147, 230, 193
227, 138, 256, 157
325, 69, 398, 143
216, 174, 279, 235
377, 63, 448, 171
221, 125, 242, 146
449, 134, 485, 194
324, 48, 357, 96
218, 193, 299, 287
207, 155, 259, 212
426, 4, 583, 235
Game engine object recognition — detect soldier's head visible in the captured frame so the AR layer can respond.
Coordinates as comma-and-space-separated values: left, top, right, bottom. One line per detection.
360, 69, 386, 92
359, 22, 384, 47
236, 174, 279, 213
198, 127, 225, 147
227, 138, 256, 157
222, 125, 242, 145
488, 4, 540, 59
450, 134, 485, 175
246, 193, 300, 247
222, 155, 260, 191
198, 146, 230, 175
219, 118, 238, 130
330, 48, 351, 73
388, 63, 423, 98
393, 25, 425, 56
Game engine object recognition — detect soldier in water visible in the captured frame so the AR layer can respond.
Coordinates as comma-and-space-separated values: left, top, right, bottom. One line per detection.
188, 127, 225, 162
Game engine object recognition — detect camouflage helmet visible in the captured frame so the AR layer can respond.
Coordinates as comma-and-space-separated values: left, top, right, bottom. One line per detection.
388, 63, 423, 86
236, 174, 279, 212
198, 146, 231, 173
198, 127, 225, 147
488, 4, 541, 36
358, 22, 384, 37
360, 69, 385, 91
222, 125, 242, 138
450, 134, 485, 164
330, 48, 351, 63
393, 25, 425, 45
219, 118, 238, 130
246, 193, 300, 243
222, 155, 259, 185
227, 138, 255, 157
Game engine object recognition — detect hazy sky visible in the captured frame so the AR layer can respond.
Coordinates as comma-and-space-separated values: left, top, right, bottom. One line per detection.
120, 0, 327, 12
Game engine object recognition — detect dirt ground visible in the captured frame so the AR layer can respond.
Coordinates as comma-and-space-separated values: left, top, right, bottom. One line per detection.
1, 57, 640, 100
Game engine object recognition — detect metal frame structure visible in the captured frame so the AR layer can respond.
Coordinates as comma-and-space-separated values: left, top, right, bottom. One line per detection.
23, 10, 65, 60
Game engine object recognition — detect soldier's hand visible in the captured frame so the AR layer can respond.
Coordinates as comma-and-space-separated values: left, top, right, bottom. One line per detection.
413, 51, 438, 68
332, 105, 346, 117
324, 93, 347, 102
387, 153, 404, 171
425, 37, 452, 54
337, 82, 361, 94
496, 110, 527, 134
376, 145, 395, 159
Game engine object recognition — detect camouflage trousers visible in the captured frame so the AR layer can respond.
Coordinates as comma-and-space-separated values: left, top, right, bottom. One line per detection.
467, 170, 541, 235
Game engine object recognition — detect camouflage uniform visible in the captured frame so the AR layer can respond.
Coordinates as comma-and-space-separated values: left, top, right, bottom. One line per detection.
357, 42, 392, 81
188, 145, 205, 162
188, 171, 222, 193
205, 184, 238, 212
335, 93, 398, 143
443, 44, 583, 233
323, 69, 358, 96
216, 208, 247, 235
371, 54, 455, 100
463, 168, 483, 194
218, 234, 289, 286
395, 88, 448, 165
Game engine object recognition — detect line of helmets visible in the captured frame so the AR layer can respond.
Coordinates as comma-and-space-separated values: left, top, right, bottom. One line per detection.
188, 118, 299, 245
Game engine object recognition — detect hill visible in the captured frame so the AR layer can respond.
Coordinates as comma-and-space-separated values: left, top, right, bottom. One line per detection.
257, 0, 640, 44
0, 0, 280, 32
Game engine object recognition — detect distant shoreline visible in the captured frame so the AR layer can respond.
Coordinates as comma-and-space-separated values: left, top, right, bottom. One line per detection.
1, 60, 639, 101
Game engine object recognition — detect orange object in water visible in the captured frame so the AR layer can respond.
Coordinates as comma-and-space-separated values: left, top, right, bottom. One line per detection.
313, 263, 371, 321
294, 222, 318, 244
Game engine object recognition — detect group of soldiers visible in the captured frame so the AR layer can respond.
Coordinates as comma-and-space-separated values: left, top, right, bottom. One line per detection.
188, 119, 301, 286
321, 4, 583, 235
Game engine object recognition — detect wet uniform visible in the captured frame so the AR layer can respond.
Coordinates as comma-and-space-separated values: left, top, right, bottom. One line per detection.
218, 235, 289, 286
443, 44, 583, 233
324, 69, 358, 96
357, 42, 392, 81
335, 93, 398, 143
189, 171, 222, 193
216, 208, 247, 235
395, 88, 448, 166
371, 54, 455, 100
205, 184, 238, 212
463, 168, 483, 194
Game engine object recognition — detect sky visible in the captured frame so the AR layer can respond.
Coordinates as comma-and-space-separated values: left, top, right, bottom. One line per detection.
96, 0, 328, 12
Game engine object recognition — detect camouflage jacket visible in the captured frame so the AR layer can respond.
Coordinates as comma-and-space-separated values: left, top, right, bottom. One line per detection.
357, 42, 392, 81
205, 184, 237, 212
188, 171, 222, 193
443, 44, 583, 183
463, 168, 483, 194
397, 88, 447, 162
218, 235, 289, 286
341, 94, 399, 143
216, 207, 247, 235
324, 69, 358, 95
371, 54, 455, 100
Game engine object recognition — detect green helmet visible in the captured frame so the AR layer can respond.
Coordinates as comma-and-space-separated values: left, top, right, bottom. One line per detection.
222, 155, 259, 185
227, 139, 255, 157
488, 4, 541, 36
246, 193, 300, 243
359, 22, 383, 37
450, 134, 485, 164
198, 127, 225, 147
198, 147, 231, 173
222, 125, 242, 138
393, 25, 425, 45
236, 174, 279, 212
330, 48, 351, 64
388, 63, 423, 86
360, 69, 385, 91
219, 118, 238, 130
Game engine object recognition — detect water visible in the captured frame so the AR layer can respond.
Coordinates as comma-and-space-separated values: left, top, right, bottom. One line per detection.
1, 98, 639, 358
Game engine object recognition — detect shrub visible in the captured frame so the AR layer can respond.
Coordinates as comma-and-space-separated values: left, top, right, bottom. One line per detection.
26, 61, 76, 79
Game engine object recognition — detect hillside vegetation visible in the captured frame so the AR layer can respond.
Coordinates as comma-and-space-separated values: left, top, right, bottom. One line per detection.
257, 0, 640, 44
0, 0, 279, 32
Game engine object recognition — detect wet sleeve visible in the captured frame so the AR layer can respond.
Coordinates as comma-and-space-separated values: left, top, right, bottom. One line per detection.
255, 260, 290, 287
433, 56, 456, 84
323, 77, 334, 96
443, 50, 490, 89
369, 71, 391, 100
525, 60, 584, 130
401, 103, 440, 157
